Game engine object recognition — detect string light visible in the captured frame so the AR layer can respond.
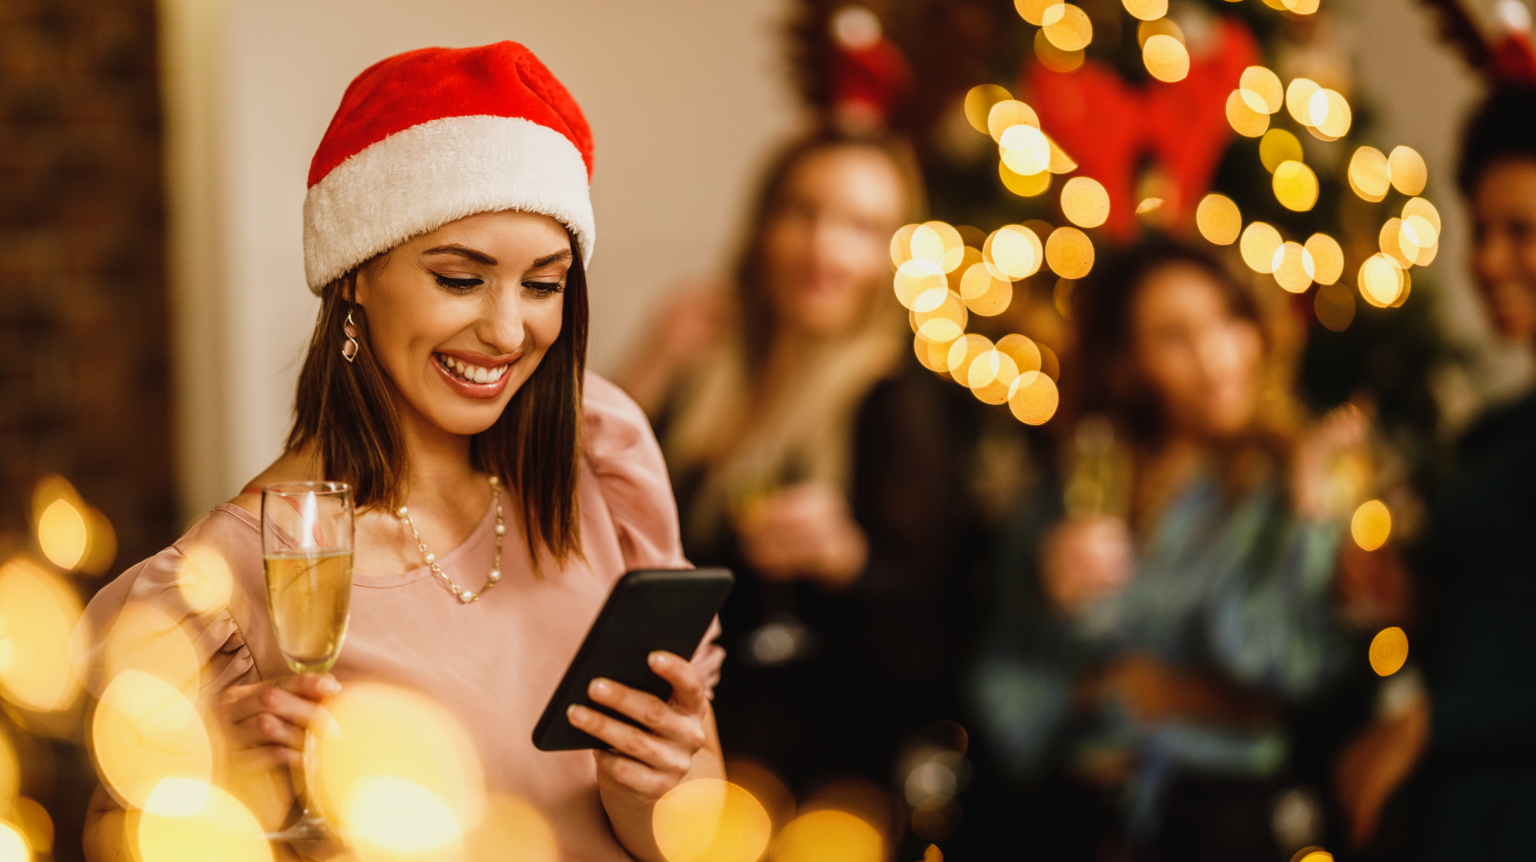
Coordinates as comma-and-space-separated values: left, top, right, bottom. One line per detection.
1304, 234, 1345, 285
1239, 67, 1284, 114
1388, 146, 1427, 195
1369, 627, 1409, 677
1273, 161, 1319, 211
1359, 254, 1405, 307
1143, 35, 1189, 82
1122, 0, 1168, 21
1226, 90, 1270, 137
1258, 129, 1303, 173
1347, 147, 1391, 202
1239, 222, 1283, 273
1041, 4, 1094, 52
1045, 227, 1095, 279
963, 85, 1012, 134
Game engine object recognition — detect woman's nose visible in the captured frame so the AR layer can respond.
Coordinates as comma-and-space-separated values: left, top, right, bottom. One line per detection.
479, 289, 526, 355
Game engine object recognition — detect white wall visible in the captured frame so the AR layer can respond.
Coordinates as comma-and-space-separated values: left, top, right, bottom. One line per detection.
161, 0, 798, 520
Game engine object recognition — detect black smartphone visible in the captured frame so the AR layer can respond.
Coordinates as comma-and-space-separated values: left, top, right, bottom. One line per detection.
532, 567, 734, 751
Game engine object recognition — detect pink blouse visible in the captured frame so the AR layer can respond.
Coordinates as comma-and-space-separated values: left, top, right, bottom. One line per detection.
75, 374, 724, 861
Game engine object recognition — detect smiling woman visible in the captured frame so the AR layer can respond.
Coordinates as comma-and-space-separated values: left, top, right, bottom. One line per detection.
74, 42, 724, 862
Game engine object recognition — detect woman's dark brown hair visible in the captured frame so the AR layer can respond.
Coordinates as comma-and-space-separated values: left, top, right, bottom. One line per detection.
1072, 239, 1294, 450
730, 129, 924, 376
287, 237, 589, 564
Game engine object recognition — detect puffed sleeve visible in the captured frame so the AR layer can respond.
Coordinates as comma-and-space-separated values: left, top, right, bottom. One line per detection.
72, 509, 264, 705
583, 372, 725, 693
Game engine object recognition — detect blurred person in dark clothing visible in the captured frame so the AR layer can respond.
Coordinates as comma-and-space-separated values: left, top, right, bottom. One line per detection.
969, 242, 1358, 861
618, 131, 979, 798
1335, 85, 1536, 862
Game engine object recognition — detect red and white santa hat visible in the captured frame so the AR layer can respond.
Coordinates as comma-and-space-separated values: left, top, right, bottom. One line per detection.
303, 41, 595, 293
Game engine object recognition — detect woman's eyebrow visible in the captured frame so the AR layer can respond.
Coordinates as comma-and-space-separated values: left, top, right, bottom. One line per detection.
532, 249, 573, 267
422, 244, 497, 265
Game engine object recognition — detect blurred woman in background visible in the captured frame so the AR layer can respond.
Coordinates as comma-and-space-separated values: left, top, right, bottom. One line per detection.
1334, 84, 1536, 862
970, 242, 1354, 860
620, 131, 974, 800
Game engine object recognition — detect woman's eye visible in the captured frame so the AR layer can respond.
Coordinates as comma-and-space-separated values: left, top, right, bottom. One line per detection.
523, 280, 565, 294
433, 273, 483, 291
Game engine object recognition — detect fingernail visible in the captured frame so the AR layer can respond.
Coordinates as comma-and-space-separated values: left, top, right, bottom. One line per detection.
320, 678, 341, 695
567, 704, 584, 721
589, 679, 610, 697
648, 652, 666, 667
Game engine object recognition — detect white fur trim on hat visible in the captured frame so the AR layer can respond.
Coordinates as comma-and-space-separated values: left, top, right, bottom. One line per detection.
303, 115, 595, 292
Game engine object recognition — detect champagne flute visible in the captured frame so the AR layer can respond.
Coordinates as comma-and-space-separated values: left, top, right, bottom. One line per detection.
261, 481, 354, 843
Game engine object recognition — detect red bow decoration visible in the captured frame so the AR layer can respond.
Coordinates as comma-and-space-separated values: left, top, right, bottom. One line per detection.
1023, 17, 1261, 240
831, 36, 915, 131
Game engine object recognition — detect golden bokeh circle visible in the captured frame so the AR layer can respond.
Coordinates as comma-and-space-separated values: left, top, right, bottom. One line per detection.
963, 85, 1012, 134
1060, 177, 1110, 229
1122, 0, 1167, 21
1359, 255, 1404, 308
1369, 627, 1409, 677
1351, 499, 1392, 551
999, 124, 1052, 176
1196, 194, 1242, 245
1348, 146, 1391, 202
770, 810, 883, 862
1014, 0, 1055, 25
1042, 3, 1093, 52
1045, 227, 1094, 279
1009, 372, 1061, 425
1273, 161, 1319, 212
1314, 283, 1356, 332
1142, 35, 1189, 82
1239, 222, 1283, 274
1272, 242, 1314, 293
1225, 90, 1270, 138
135, 780, 271, 862
653, 779, 773, 862
1285, 78, 1321, 128
1239, 66, 1284, 113
1000, 160, 1052, 197
0, 559, 82, 714
1304, 234, 1345, 286
1258, 129, 1303, 173
1388, 146, 1427, 196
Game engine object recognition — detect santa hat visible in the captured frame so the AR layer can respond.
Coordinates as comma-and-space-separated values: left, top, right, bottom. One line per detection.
303, 41, 595, 293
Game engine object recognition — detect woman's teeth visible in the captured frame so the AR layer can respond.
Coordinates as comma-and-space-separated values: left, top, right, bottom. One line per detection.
436, 354, 508, 385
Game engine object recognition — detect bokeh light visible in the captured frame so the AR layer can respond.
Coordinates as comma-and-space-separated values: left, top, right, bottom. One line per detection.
1388, 146, 1427, 196
912, 291, 968, 343
1041, 3, 1093, 52
914, 334, 956, 375
984, 225, 1044, 280
1044, 227, 1094, 279
1239, 222, 1283, 274
1359, 254, 1405, 308
894, 259, 946, 310
37, 499, 87, 571
1348, 146, 1391, 202
1240, 66, 1284, 113
6, 800, 49, 860
996, 334, 1043, 374
987, 100, 1039, 143
1402, 197, 1441, 235
1271, 242, 1315, 293
0, 823, 26, 862
92, 670, 214, 811
770, 810, 882, 862
1285, 78, 1321, 128
969, 350, 1022, 405
1060, 177, 1110, 228
135, 779, 271, 862
1315, 283, 1356, 332
1273, 161, 1319, 211
947, 334, 994, 385
1000, 124, 1052, 176
0, 732, 16, 817
463, 796, 559, 862
999, 160, 1051, 197
1142, 35, 1189, 82
309, 683, 485, 856
1225, 90, 1270, 137
1351, 499, 1392, 551
1304, 234, 1344, 285
0, 558, 82, 713
964, 85, 1012, 134
1009, 371, 1060, 425
1308, 88, 1352, 138
1014, 0, 1054, 25
1034, 29, 1085, 73
1259, 129, 1303, 173
1379, 218, 1415, 269
1196, 194, 1242, 245
1369, 627, 1410, 677
960, 265, 1014, 316
31, 475, 115, 575
1122, 0, 1167, 20
831, 6, 882, 50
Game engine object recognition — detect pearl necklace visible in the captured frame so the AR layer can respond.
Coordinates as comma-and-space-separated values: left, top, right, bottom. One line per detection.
396, 475, 504, 604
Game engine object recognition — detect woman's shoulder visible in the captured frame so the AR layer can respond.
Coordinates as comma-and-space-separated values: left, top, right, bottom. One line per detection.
581, 371, 687, 570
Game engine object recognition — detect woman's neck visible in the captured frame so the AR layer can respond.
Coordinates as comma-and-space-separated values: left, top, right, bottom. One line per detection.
394, 394, 483, 508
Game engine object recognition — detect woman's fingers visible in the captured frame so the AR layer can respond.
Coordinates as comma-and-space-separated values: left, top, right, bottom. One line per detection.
593, 749, 670, 799
219, 674, 336, 727
647, 652, 709, 716
568, 705, 692, 775
227, 713, 305, 752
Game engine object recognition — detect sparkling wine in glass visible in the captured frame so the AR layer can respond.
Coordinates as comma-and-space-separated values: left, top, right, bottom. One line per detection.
260, 481, 353, 843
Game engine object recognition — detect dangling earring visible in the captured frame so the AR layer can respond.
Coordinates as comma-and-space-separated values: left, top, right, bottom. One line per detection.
342, 310, 360, 363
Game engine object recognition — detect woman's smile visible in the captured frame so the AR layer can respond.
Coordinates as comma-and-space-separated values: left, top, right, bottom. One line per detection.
431, 348, 520, 398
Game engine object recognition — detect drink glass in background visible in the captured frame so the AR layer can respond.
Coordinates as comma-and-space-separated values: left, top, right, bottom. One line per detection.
260, 481, 354, 842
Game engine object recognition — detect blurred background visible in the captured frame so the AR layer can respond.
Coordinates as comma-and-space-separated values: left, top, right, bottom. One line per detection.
3, 0, 1534, 860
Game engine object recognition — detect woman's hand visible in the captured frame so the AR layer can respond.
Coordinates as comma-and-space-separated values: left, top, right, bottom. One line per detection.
212, 673, 340, 770
1039, 516, 1133, 614
1291, 403, 1368, 522
737, 481, 868, 589
568, 651, 724, 862
1335, 688, 1429, 848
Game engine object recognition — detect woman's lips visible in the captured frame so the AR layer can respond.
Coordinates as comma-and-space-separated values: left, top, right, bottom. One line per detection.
432, 352, 515, 399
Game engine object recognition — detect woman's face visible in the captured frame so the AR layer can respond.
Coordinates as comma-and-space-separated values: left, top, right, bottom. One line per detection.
354, 210, 571, 437
1129, 263, 1264, 440
761, 146, 907, 337
1470, 158, 1536, 342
